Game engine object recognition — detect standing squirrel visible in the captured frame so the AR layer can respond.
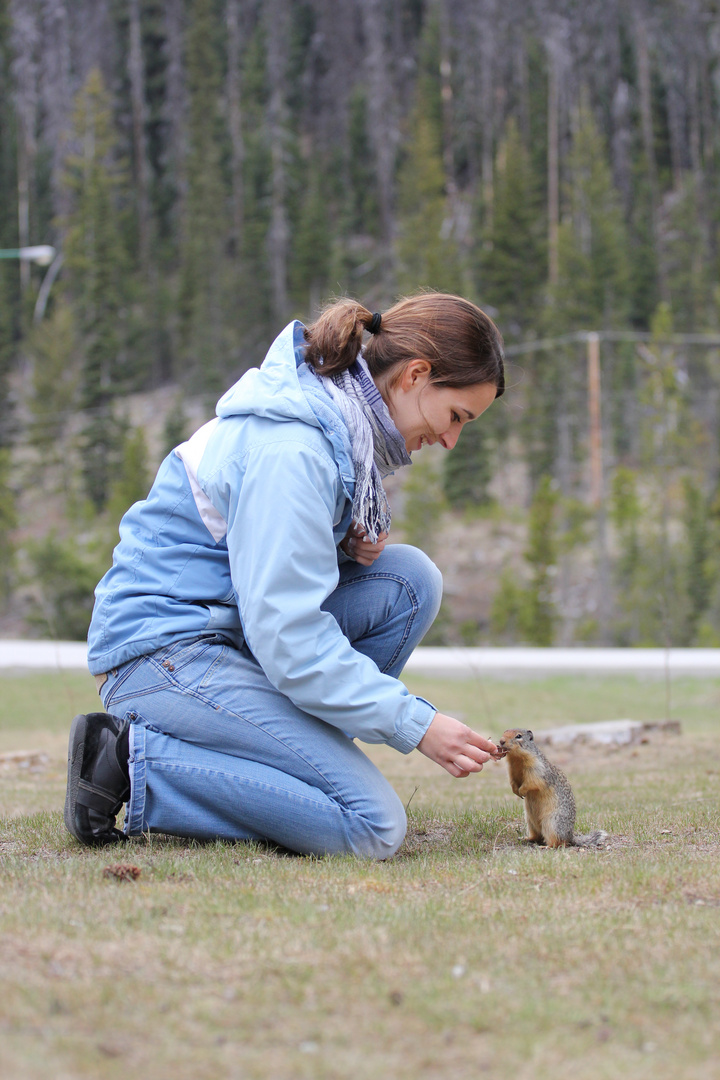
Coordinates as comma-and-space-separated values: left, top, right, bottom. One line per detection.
497, 728, 607, 848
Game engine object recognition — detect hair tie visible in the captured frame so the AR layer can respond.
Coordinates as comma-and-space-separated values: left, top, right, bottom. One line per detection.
367, 312, 383, 335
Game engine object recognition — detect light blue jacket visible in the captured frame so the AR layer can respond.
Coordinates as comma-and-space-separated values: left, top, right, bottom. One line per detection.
87, 321, 435, 753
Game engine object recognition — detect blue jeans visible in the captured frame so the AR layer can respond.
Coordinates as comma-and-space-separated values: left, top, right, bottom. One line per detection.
100, 544, 441, 858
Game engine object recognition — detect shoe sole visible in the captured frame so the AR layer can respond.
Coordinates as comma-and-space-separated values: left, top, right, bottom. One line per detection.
64, 713, 88, 843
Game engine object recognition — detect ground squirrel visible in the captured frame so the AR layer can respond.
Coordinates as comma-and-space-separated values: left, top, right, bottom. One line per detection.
497, 728, 607, 848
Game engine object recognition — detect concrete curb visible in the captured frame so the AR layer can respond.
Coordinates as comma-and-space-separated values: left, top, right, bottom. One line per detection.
403, 646, 720, 678
1, 641, 719, 677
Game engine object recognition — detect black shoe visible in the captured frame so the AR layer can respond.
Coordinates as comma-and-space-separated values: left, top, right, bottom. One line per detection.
64, 713, 131, 847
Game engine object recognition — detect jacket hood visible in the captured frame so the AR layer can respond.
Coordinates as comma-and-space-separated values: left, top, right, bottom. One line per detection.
215, 320, 355, 487
216, 321, 315, 425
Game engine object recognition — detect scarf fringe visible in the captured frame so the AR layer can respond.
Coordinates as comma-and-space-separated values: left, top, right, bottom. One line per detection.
312, 354, 410, 544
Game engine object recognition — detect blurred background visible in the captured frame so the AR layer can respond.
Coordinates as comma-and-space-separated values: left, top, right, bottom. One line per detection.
0, 0, 719, 649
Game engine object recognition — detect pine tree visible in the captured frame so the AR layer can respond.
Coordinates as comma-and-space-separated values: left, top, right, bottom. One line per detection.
399, 454, 445, 556
235, 18, 273, 344
609, 464, 643, 644
521, 475, 558, 646
0, 447, 16, 607
27, 304, 77, 466
395, 103, 463, 294
290, 168, 332, 313
682, 478, 713, 645
549, 103, 631, 331
27, 531, 103, 640
0, 0, 20, 449
63, 68, 130, 512
660, 175, 714, 332
442, 417, 494, 511
107, 424, 151, 526
162, 395, 190, 457
395, 12, 462, 295
179, 0, 229, 394
478, 118, 546, 335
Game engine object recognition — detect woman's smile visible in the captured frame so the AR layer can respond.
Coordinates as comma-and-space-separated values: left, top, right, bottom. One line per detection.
382, 370, 498, 454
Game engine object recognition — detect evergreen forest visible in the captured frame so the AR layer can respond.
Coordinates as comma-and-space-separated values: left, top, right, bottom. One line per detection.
1, 0, 720, 647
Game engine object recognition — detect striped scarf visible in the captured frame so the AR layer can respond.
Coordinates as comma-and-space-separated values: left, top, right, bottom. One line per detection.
314, 355, 411, 542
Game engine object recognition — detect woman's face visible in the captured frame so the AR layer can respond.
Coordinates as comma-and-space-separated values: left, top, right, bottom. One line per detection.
381, 360, 497, 453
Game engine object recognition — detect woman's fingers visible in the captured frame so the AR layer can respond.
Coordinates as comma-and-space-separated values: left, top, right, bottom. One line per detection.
344, 526, 388, 565
452, 754, 484, 775
446, 761, 470, 778
417, 713, 501, 778
467, 732, 500, 758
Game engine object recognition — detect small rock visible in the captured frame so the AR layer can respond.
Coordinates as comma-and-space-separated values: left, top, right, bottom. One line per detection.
535, 719, 682, 748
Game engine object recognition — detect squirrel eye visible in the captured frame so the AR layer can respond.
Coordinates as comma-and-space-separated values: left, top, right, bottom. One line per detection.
515, 732, 523, 739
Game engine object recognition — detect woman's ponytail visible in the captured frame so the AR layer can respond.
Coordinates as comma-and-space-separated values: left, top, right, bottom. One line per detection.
304, 292, 505, 398
304, 299, 378, 376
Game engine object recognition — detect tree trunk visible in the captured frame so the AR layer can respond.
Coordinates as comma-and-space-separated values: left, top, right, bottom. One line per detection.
10, 1, 39, 293
478, 1, 496, 231
226, 0, 244, 256
546, 40, 559, 287
634, 11, 658, 207
163, 0, 187, 218
361, 0, 396, 256
265, 0, 288, 323
437, 0, 456, 205
128, 0, 150, 273
40, 0, 72, 226
665, 79, 685, 190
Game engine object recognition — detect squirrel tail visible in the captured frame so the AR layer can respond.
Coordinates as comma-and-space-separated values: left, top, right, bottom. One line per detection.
572, 830, 608, 848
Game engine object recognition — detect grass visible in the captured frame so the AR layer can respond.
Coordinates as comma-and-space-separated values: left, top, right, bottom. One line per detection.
1, 669, 719, 1079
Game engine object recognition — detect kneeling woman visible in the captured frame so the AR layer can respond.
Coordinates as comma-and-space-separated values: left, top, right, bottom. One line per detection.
65, 293, 504, 858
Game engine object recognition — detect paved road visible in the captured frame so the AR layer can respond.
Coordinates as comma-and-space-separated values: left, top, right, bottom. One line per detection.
1, 640, 719, 677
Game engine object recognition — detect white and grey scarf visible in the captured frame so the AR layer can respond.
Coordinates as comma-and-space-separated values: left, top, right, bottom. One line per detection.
314, 354, 411, 542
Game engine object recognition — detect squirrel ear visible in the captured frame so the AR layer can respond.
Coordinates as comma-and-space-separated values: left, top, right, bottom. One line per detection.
527, 730, 533, 740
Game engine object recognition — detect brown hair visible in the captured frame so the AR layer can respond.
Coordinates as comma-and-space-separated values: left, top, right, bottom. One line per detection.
303, 293, 505, 397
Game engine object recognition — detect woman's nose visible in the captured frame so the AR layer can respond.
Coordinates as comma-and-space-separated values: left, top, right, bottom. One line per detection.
440, 428, 460, 450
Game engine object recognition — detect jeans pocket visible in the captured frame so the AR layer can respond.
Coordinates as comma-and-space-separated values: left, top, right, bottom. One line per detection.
103, 655, 147, 708
198, 645, 228, 689
158, 638, 230, 692
152, 637, 205, 671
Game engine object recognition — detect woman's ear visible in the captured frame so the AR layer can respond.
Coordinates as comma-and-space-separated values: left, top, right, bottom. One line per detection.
399, 359, 433, 390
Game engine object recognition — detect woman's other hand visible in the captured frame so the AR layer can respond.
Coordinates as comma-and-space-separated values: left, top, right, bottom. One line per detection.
341, 522, 388, 566
417, 712, 500, 777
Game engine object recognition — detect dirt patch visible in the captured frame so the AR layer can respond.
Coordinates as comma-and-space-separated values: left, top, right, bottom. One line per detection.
397, 820, 457, 858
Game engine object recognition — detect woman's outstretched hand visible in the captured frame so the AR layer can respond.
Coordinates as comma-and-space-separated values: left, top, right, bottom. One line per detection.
417, 712, 500, 777
341, 522, 388, 566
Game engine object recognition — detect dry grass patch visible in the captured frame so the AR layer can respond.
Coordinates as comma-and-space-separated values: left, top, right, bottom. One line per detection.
1, 671, 719, 1078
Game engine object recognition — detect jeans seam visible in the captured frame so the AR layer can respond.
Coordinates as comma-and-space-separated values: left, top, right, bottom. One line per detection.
109, 646, 218, 705
103, 655, 146, 708
127, 723, 147, 835
332, 570, 420, 673
118, 671, 358, 811
147, 759, 345, 809
199, 646, 227, 688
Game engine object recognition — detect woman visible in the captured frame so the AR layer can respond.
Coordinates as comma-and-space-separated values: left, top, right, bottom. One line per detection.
65, 293, 505, 858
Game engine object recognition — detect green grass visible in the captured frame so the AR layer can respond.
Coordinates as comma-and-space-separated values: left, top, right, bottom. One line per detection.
1, 670, 719, 1079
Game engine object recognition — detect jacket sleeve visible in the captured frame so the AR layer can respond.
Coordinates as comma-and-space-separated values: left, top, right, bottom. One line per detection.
201, 432, 435, 752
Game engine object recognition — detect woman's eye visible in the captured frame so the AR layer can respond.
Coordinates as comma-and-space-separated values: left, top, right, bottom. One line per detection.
451, 411, 461, 424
